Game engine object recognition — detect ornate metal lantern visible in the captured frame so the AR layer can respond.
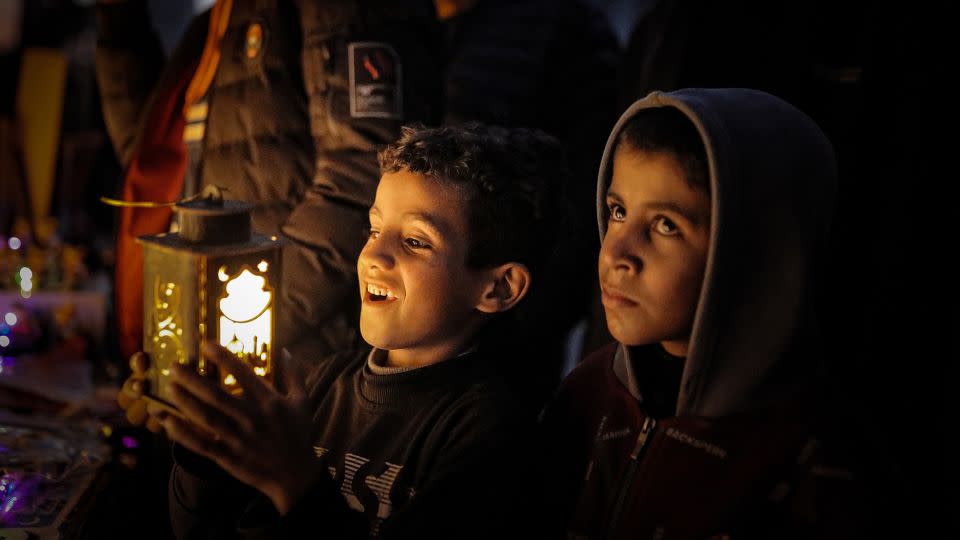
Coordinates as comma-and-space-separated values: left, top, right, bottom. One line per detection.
138, 189, 282, 407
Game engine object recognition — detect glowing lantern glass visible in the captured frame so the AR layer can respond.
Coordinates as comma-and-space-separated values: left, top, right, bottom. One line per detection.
138, 193, 282, 406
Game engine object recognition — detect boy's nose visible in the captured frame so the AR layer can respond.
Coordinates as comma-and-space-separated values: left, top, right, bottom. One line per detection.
600, 229, 642, 274
358, 237, 395, 270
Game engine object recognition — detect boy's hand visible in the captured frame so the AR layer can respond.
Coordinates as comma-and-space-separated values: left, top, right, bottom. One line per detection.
148, 341, 320, 516
117, 352, 163, 433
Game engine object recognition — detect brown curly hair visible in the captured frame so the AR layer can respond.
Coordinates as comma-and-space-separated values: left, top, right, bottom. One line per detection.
378, 123, 568, 276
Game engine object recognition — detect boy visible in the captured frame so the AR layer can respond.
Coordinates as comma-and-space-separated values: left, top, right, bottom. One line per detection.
147, 123, 565, 538
541, 89, 863, 538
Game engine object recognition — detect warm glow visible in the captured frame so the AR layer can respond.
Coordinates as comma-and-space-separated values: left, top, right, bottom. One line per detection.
257, 260, 269, 272
153, 280, 185, 378
218, 265, 230, 282
224, 374, 237, 385
220, 270, 270, 322
218, 268, 272, 379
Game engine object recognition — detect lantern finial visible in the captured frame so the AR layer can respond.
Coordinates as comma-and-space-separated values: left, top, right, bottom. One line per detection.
198, 184, 227, 205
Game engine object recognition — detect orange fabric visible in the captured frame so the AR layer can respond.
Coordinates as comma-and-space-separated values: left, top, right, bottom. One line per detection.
183, 0, 233, 114
115, 58, 198, 359
116, 0, 233, 359
433, 0, 478, 20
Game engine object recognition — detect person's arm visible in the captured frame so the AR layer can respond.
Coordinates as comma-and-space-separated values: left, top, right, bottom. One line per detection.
93, 0, 165, 165
278, 1, 444, 351
536, 381, 594, 539
152, 341, 535, 538
94, 1, 212, 166
274, 2, 399, 351
159, 346, 355, 539
235, 395, 537, 540
169, 445, 257, 540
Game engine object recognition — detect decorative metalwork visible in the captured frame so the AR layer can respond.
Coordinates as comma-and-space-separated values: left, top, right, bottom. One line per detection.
152, 278, 184, 382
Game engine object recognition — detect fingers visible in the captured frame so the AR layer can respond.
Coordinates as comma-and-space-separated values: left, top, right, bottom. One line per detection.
160, 413, 260, 492
201, 341, 271, 400
118, 361, 147, 411
125, 397, 149, 426
129, 351, 150, 374
168, 381, 243, 448
160, 412, 228, 463
145, 414, 164, 434
170, 363, 250, 425
117, 378, 140, 410
279, 348, 308, 400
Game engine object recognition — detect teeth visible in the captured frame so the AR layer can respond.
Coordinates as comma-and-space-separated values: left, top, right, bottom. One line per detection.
367, 283, 395, 299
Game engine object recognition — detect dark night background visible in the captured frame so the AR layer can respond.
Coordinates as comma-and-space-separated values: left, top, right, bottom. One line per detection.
0, 0, 952, 537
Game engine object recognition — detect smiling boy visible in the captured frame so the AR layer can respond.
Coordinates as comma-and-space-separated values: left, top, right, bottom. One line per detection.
150, 123, 564, 539
358, 167, 507, 369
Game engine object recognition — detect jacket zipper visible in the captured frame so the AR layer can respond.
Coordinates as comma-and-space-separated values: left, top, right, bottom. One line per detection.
606, 416, 657, 539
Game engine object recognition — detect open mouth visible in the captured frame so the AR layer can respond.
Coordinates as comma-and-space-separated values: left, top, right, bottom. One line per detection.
365, 283, 398, 303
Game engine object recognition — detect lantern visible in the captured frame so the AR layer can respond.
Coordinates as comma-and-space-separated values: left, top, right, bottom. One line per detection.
138, 189, 282, 408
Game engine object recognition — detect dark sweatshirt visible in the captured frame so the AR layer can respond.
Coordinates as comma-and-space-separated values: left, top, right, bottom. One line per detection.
540, 89, 866, 539
169, 346, 536, 539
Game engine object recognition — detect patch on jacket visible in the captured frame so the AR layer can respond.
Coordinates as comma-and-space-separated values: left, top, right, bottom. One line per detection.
348, 42, 402, 119
664, 427, 728, 459
244, 22, 264, 59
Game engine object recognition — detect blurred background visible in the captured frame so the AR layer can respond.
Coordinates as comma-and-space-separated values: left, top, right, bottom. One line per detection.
0, 0, 951, 537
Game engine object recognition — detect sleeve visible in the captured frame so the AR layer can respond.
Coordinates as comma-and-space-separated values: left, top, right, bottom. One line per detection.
169, 350, 363, 540
536, 380, 595, 539
168, 444, 257, 540
273, 1, 407, 351
235, 395, 539, 540
738, 438, 876, 540
93, 0, 166, 165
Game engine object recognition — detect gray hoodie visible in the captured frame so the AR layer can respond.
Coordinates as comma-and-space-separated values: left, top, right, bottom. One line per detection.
597, 88, 838, 418
539, 89, 856, 540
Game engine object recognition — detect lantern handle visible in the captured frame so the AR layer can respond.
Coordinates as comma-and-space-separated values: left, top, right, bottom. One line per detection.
100, 185, 229, 208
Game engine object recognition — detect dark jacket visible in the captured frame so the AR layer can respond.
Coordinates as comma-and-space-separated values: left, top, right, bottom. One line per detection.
541, 89, 867, 539
98, 0, 619, 405
96, 0, 445, 353
169, 347, 537, 539
543, 344, 868, 540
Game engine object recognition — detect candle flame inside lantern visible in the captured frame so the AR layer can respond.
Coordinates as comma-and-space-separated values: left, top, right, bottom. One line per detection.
218, 268, 272, 380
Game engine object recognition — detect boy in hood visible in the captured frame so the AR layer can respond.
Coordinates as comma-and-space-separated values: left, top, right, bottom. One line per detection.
541, 88, 863, 538
147, 123, 564, 539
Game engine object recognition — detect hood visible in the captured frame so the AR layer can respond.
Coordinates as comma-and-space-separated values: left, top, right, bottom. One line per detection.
597, 89, 837, 417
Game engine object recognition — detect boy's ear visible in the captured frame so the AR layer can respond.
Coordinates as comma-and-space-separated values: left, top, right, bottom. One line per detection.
475, 263, 531, 314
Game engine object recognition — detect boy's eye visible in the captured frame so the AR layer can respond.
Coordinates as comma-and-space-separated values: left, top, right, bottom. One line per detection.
653, 217, 679, 236
607, 203, 626, 222
404, 237, 430, 249
368, 229, 380, 240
